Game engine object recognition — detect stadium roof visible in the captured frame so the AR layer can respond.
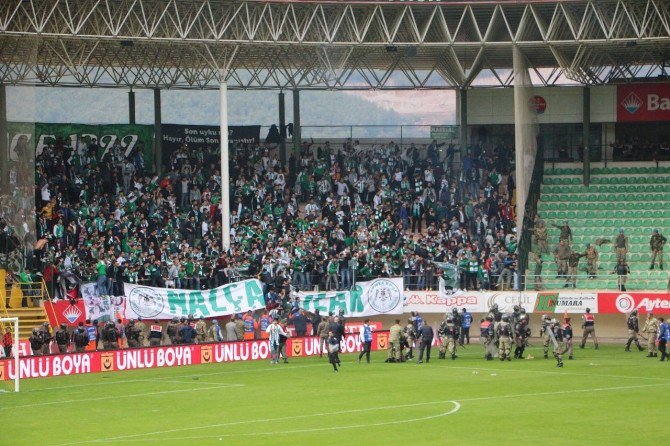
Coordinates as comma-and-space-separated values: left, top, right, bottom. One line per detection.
0, 0, 668, 90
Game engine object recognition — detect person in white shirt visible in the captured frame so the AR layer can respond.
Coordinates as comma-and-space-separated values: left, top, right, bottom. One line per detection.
266, 319, 288, 364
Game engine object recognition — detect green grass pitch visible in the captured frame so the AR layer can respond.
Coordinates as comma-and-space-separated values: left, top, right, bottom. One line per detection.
2, 345, 666, 445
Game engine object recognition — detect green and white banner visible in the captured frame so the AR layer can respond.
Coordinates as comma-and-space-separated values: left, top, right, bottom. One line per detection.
297, 278, 404, 317
123, 279, 266, 320
6, 122, 155, 171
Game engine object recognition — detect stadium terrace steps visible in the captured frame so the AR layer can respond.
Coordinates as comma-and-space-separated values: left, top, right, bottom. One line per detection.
534, 164, 670, 291
4, 307, 49, 339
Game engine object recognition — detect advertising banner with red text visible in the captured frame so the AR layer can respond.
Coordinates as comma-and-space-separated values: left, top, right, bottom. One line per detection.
403, 290, 538, 314
617, 83, 670, 122
598, 292, 670, 314
0, 332, 387, 380
403, 290, 602, 314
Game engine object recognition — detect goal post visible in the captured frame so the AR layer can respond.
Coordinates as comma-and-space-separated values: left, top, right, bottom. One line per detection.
0, 317, 19, 393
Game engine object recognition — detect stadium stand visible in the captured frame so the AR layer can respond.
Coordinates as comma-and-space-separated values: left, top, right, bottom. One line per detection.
537, 164, 670, 291
0, 137, 524, 301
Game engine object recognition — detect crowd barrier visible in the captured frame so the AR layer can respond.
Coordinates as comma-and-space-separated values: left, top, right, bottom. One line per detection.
43, 290, 670, 332
0, 331, 389, 381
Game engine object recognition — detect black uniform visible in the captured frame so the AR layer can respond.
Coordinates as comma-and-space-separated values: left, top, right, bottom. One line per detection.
417, 325, 434, 363
72, 327, 90, 353
29, 331, 43, 356
54, 327, 70, 354
101, 323, 119, 350
513, 313, 531, 359
625, 312, 644, 352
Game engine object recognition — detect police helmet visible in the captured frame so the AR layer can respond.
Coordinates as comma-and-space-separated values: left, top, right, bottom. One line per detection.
452, 308, 458, 314
551, 318, 559, 325
519, 308, 526, 314
180, 317, 186, 323
513, 305, 520, 312
631, 309, 638, 315
172, 316, 178, 322
491, 303, 498, 311
502, 315, 509, 322
32, 327, 39, 334
486, 315, 493, 322
60, 323, 66, 329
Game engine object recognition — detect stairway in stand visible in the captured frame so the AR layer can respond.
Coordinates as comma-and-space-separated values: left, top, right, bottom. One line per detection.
1, 273, 51, 339
4, 307, 50, 339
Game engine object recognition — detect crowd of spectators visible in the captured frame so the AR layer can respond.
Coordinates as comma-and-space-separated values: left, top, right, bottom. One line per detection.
1, 133, 522, 302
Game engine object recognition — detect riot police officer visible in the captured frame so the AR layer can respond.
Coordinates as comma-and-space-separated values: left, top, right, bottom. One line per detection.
125, 320, 141, 348
71, 323, 90, 353
550, 319, 566, 367
135, 317, 148, 347
101, 321, 120, 350
149, 319, 163, 346
625, 310, 644, 352
480, 316, 495, 360
438, 315, 460, 360
540, 314, 552, 359
29, 327, 43, 356
497, 315, 513, 361
513, 308, 531, 359
403, 319, 418, 360
166, 316, 179, 345
54, 323, 70, 354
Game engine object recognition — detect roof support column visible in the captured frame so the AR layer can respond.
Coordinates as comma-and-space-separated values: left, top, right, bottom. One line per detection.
292, 89, 301, 159
0, 84, 7, 192
583, 86, 591, 187
153, 88, 162, 174
458, 88, 468, 158
220, 73, 230, 251
128, 89, 136, 125
278, 91, 286, 166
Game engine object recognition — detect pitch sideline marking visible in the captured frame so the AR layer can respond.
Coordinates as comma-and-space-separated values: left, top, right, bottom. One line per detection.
429, 363, 670, 382
23, 363, 325, 393
50, 382, 668, 445
2, 384, 244, 409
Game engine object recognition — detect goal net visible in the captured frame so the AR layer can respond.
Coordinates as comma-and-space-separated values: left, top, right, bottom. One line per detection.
0, 317, 19, 392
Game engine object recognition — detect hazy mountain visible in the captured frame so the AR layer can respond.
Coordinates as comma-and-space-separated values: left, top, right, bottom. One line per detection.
6, 86, 455, 139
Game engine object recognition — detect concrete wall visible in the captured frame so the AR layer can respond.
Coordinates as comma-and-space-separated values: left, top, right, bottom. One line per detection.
467, 85, 617, 125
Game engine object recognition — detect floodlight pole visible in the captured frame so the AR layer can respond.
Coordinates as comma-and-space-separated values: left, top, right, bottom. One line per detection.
128, 89, 136, 125
153, 88, 163, 174
279, 91, 286, 165
13, 317, 18, 392
220, 71, 230, 251
458, 88, 468, 158
292, 89, 301, 159
0, 84, 7, 192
